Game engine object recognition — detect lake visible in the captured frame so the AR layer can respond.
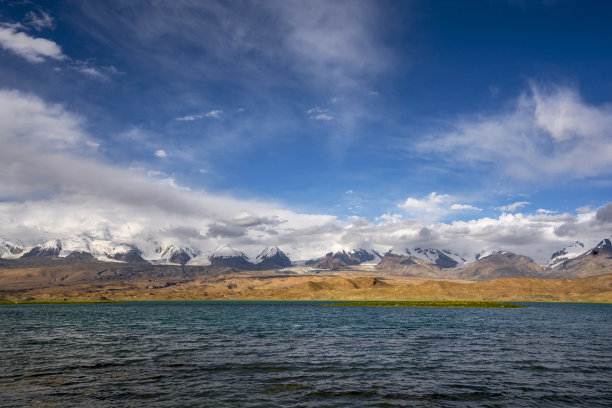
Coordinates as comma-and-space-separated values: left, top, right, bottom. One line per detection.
1, 302, 611, 407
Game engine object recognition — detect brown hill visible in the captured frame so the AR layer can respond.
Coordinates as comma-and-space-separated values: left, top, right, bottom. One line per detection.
375, 254, 451, 278
458, 252, 545, 281
1, 265, 610, 303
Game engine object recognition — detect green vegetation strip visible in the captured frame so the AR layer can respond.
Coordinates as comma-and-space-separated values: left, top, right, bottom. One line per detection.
0, 300, 123, 305
324, 301, 525, 308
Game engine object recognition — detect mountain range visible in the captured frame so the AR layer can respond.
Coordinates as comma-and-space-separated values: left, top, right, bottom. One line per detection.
1, 235, 611, 281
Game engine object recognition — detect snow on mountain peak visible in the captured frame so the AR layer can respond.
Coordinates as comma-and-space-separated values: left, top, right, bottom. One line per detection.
0, 239, 26, 259
255, 246, 281, 261
211, 245, 246, 259
547, 241, 587, 268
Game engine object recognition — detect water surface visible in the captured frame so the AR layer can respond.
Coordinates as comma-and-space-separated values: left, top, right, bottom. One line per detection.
1, 302, 611, 407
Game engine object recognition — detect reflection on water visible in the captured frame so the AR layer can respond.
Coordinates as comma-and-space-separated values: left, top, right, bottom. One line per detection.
1, 302, 611, 407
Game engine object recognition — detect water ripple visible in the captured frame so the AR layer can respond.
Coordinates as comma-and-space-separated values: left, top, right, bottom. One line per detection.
1, 302, 611, 407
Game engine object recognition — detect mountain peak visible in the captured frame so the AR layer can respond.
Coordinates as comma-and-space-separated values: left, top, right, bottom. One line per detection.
211, 245, 247, 259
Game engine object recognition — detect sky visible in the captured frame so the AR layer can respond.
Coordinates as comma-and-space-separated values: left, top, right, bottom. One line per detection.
1, 0, 611, 262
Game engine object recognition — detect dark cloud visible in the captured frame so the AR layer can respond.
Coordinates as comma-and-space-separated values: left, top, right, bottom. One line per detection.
230, 215, 284, 228
205, 223, 246, 238
595, 202, 612, 224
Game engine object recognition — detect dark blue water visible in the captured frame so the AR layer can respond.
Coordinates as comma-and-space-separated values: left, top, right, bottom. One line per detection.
1, 302, 611, 407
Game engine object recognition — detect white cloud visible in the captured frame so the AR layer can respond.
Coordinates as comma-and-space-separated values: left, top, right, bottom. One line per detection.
277, 0, 390, 89
24, 10, 55, 31
398, 192, 481, 220
450, 204, 482, 211
307, 106, 334, 121
176, 110, 223, 121
536, 208, 555, 214
419, 83, 612, 180
312, 113, 333, 121
204, 110, 223, 118
73, 62, 120, 80
375, 212, 403, 224
154, 149, 167, 158
498, 201, 530, 212
0, 24, 65, 63
175, 114, 203, 121
345, 190, 353, 194
576, 205, 591, 214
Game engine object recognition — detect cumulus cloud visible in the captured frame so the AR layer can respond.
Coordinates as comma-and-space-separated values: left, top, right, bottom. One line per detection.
419, 83, 612, 180
0, 24, 65, 62
498, 201, 530, 212
398, 192, 481, 220
154, 149, 167, 158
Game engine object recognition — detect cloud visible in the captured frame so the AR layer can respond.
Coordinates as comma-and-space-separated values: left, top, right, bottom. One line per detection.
595, 202, 612, 224
2, 88, 610, 263
450, 204, 482, 211
204, 110, 223, 118
0, 88, 340, 258
307, 106, 334, 121
175, 114, 203, 121
277, 0, 391, 89
419, 83, 612, 180
24, 10, 55, 31
154, 149, 167, 158
536, 208, 555, 214
176, 110, 223, 121
398, 192, 481, 220
498, 201, 530, 212
73, 62, 120, 80
0, 24, 65, 62
576, 205, 591, 214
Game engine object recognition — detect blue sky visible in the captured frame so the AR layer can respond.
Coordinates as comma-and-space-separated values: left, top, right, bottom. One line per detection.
1, 0, 611, 260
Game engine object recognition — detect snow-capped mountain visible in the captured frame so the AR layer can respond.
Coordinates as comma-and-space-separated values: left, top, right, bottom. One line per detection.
154, 245, 201, 265
22, 239, 62, 257
15, 236, 147, 263
208, 245, 252, 268
254, 246, 292, 269
475, 249, 502, 261
317, 248, 382, 269
0, 239, 26, 259
547, 241, 586, 269
387, 247, 466, 269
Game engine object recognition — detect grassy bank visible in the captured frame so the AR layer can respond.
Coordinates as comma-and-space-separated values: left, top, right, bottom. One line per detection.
0, 300, 123, 305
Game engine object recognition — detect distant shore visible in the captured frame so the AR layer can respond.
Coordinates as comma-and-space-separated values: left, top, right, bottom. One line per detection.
1, 264, 611, 303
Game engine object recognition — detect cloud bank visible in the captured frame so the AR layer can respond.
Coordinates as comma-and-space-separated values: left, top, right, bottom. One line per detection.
1, 88, 610, 263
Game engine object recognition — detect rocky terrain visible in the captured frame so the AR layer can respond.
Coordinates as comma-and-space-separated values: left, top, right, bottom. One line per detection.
0, 262, 610, 303
1, 236, 611, 299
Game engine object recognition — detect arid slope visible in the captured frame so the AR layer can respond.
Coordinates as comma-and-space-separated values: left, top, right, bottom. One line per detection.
1, 263, 611, 303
